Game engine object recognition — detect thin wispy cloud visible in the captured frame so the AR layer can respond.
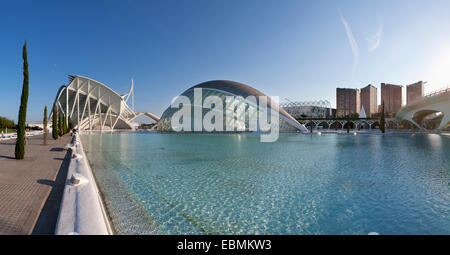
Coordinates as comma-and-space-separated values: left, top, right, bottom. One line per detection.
367, 24, 383, 52
340, 14, 359, 70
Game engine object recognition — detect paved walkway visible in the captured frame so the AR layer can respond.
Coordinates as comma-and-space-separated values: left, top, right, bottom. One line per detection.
0, 134, 71, 235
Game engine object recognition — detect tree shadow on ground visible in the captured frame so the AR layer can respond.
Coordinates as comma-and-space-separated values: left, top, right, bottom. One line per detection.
37, 179, 54, 186
0, 155, 15, 159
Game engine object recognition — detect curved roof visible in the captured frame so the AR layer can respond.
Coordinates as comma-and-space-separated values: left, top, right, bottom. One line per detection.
68, 74, 124, 99
191, 80, 269, 99
53, 75, 160, 131
183, 80, 300, 125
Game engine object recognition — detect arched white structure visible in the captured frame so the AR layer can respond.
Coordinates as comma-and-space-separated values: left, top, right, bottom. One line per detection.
397, 87, 450, 131
157, 80, 308, 132
129, 112, 160, 122
53, 75, 159, 131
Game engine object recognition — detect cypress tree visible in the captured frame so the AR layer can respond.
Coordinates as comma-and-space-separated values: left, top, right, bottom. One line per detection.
60, 113, 64, 135
346, 116, 350, 133
62, 114, 67, 134
15, 41, 29, 160
68, 116, 73, 130
58, 113, 62, 137
380, 101, 386, 133
52, 104, 58, 139
65, 115, 69, 133
43, 106, 47, 145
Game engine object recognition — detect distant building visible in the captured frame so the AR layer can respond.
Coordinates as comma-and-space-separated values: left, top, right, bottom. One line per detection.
407, 81, 425, 105
26, 122, 49, 131
360, 84, 378, 117
280, 100, 335, 118
336, 88, 360, 117
381, 83, 403, 115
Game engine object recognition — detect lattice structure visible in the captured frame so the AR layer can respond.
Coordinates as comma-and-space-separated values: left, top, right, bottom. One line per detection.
53, 75, 159, 131
280, 99, 334, 118
279, 100, 332, 108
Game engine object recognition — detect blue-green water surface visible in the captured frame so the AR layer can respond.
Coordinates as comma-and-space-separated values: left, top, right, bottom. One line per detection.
81, 132, 450, 234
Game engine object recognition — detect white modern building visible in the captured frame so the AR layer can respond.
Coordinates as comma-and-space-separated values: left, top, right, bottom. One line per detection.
53, 75, 159, 131
280, 100, 335, 118
157, 80, 308, 132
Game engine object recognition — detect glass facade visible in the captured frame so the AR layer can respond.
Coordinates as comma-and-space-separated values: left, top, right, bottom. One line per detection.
158, 87, 299, 132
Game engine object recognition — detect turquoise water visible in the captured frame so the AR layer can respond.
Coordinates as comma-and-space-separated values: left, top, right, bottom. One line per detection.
81, 132, 450, 234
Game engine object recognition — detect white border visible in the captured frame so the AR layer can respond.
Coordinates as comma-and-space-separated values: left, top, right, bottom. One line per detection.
55, 133, 112, 235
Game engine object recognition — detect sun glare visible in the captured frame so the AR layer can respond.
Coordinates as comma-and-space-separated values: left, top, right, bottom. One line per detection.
425, 46, 450, 94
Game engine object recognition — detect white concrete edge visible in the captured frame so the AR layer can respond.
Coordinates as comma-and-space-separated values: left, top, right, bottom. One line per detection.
55, 133, 113, 235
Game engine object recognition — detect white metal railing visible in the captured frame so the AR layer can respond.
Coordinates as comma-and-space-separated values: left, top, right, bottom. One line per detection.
425, 87, 450, 98
399, 86, 450, 112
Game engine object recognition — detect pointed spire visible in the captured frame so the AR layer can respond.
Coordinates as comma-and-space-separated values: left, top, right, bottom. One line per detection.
359, 105, 367, 118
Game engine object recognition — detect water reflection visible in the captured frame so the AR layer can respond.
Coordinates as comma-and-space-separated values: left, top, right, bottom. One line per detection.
81, 132, 450, 235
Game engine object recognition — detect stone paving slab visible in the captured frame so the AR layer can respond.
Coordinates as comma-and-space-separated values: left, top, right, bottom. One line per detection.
0, 134, 71, 235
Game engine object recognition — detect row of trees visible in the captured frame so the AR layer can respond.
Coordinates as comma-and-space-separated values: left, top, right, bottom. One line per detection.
47, 103, 72, 142
0, 116, 15, 130
57, 111, 72, 136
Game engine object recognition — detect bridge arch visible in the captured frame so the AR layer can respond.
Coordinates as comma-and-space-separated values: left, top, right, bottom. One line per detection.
397, 88, 450, 131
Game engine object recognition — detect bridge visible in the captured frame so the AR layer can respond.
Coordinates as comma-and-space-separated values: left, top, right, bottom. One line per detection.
297, 118, 380, 130
397, 87, 450, 131
129, 112, 160, 122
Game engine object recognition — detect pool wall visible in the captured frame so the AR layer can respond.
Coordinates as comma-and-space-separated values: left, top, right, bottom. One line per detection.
55, 133, 112, 235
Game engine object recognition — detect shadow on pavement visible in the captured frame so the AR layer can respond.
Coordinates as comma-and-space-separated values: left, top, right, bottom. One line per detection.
32, 150, 71, 235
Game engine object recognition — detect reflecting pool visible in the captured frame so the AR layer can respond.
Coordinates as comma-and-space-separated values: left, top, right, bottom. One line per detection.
81, 132, 450, 234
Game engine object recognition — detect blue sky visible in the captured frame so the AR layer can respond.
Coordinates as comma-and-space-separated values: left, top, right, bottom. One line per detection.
1, 0, 450, 122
